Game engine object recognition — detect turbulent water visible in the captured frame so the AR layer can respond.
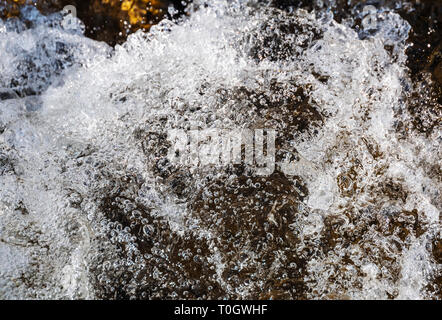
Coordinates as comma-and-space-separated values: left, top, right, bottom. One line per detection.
0, 0, 440, 299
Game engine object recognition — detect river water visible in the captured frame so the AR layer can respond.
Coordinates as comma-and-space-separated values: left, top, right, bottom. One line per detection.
0, 0, 440, 299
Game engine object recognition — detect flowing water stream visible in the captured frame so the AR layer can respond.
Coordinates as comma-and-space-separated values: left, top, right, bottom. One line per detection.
0, 0, 440, 299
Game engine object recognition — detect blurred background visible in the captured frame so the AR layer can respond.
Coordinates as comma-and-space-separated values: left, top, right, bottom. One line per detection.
0, 0, 190, 45
0, 0, 440, 86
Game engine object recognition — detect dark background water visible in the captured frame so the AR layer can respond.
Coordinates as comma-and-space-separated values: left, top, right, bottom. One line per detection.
1, 0, 190, 45
1, 1, 441, 86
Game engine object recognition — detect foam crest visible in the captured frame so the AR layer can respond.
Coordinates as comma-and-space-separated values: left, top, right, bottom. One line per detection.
0, 1, 440, 299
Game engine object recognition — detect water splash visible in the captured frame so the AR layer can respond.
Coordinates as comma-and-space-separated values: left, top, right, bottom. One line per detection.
0, 0, 440, 299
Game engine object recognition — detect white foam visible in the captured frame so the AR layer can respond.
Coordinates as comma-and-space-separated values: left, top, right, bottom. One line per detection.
0, 1, 439, 299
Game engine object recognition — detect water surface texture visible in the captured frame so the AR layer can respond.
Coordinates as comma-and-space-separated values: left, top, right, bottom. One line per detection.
0, 0, 441, 299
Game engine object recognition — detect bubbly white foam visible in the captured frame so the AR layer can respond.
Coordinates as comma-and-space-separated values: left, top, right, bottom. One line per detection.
0, 1, 440, 299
